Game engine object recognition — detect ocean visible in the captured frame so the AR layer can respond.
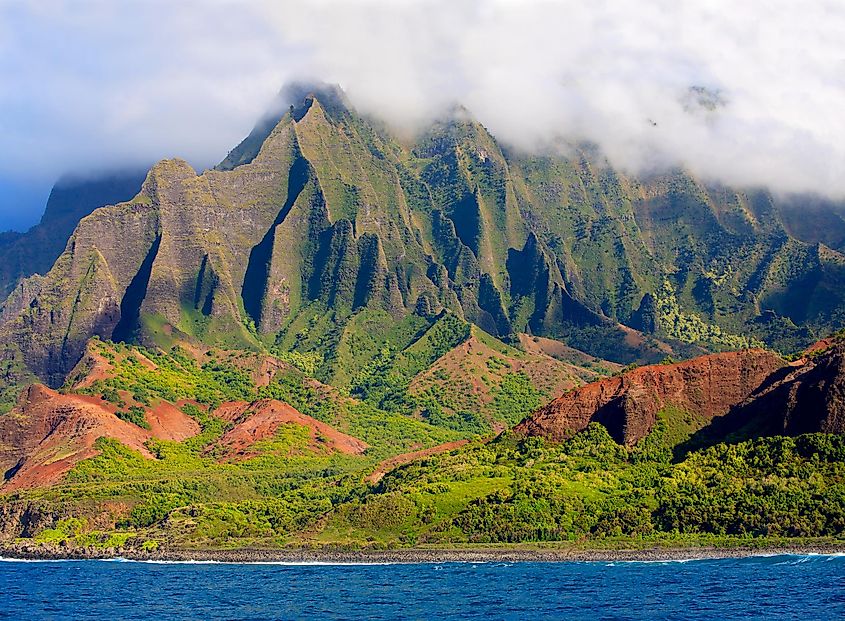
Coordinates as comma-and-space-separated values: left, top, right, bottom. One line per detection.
1, 554, 843, 620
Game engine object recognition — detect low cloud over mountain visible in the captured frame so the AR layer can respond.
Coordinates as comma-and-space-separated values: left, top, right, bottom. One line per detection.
2, 0, 844, 227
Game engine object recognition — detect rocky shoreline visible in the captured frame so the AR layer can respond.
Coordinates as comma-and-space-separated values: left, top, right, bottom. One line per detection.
3, 542, 844, 564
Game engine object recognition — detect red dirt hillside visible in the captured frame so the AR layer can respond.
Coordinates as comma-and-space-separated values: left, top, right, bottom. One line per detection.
0, 385, 197, 492
210, 399, 369, 461
727, 340, 845, 436
408, 329, 594, 431
514, 349, 786, 445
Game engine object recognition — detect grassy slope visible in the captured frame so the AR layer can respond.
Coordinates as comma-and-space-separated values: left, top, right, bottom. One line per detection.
306, 422, 845, 550
408, 326, 595, 432
2, 332, 844, 553
2, 338, 461, 550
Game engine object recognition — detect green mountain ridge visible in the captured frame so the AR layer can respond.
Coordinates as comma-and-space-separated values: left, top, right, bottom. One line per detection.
2, 85, 844, 397
0, 171, 147, 300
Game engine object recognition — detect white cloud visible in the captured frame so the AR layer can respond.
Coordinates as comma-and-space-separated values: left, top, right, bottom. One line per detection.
2, 0, 844, 207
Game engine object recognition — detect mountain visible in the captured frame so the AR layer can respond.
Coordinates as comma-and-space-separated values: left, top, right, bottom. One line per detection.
2, 84, 843, 398
407, 328, 600, 433
514, 336, 845, 448
702, 338, 845, 439
1, 83, 845, 554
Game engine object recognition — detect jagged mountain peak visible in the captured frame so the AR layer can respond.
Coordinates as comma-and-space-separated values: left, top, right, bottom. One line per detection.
2, 80, 845, 397
217, 82, 351, 172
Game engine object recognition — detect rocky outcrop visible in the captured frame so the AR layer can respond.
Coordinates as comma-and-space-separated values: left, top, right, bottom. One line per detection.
514, 349, 787, 445
0, 500, 64, 539
724, 341, 845, 436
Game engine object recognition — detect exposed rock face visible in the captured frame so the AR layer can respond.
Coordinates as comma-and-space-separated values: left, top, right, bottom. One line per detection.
728, 342, 845, 436
0, 384, 199, 492
0, 500, 64, 539
0, 199, 162, 386
211, 399, 368, 460
3, 84, 845, 390
514, 349, 786, 445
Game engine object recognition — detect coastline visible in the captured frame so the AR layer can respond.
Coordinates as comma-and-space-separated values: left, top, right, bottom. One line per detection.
3, 542, 844, 564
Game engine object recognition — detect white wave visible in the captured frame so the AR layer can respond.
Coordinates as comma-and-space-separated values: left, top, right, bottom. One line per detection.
606, 557, 711, 565
104, 558, 400, 566
615, 552, 845, 565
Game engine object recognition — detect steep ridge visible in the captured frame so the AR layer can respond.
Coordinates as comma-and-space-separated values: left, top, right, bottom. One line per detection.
2, 84, 845, 395
0, 194, 164, 386
707, 340, 845, 438
0, 170, 147, 298
515, 349, 786, 445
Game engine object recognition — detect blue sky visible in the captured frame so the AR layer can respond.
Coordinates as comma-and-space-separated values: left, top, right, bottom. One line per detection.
0, 176, 51, 231
2, 1, 843, 232
0, 2, 299, 231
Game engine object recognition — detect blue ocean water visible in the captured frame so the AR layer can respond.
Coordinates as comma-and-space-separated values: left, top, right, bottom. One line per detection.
1, 555, 843, 620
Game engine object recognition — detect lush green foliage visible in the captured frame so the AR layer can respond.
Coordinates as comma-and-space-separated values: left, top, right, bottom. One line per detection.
11, 407, 845, 551
654, 280, 762, 350
348, 312, 471, 414
0, 345, 36, 414
6, 334, 844, 553
257, 371, 461, 457
491, 372, 543, 425
75, 341, 255, 410
115, 405, 150, 429
318, 426, 845, 547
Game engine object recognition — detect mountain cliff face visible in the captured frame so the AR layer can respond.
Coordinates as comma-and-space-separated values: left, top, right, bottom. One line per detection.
1, 85, 844, 391
0, 171, 146, 299
515, 338, 845, 445
514, 349, 787, 445
726, 340, 845, 437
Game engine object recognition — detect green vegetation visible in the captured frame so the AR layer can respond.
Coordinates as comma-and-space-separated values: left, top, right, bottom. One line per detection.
491, 372, 543, 425
317, 427, 845, 547
3, 85, 845, 560
257, 371, 460, 457
33, 517, 134, 549
74, 340, 258, 410
654, 280, 763, 350
56, 432, 368, 545
9, 394, 843, 551
0, 346, 37, 414
346, 312, 471, 412
115, 405, 150, 429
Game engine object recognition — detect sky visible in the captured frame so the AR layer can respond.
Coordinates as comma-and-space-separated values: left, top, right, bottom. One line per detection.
1, 0, 844, 231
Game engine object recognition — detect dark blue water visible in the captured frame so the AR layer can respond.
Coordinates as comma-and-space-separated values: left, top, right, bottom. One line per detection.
1, 555, 843, 620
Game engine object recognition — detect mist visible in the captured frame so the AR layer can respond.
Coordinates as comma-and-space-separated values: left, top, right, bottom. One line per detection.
2, 0, 844, 228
